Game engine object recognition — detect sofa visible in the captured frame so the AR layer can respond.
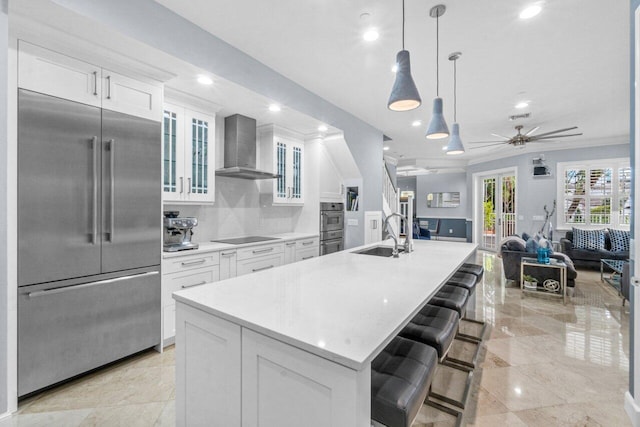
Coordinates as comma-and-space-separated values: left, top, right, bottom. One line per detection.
499, 236, 578, 288
560, 230, 628, 269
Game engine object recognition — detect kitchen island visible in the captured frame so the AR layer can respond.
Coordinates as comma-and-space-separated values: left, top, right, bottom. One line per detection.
173, 239, 477, 427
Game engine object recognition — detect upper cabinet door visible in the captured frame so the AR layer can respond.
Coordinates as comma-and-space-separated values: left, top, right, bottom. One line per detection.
101, 69, 163, 122
162, 103, 215, 204
272, 137, 304, 205
18, 42, 162, 121
18, 41, 102, 108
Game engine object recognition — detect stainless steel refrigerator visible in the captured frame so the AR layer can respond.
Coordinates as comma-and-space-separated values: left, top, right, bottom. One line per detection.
17, 89, 161, 396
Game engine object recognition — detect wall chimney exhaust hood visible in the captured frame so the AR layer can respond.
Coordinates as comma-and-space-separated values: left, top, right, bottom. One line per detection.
215, 114, 280, 180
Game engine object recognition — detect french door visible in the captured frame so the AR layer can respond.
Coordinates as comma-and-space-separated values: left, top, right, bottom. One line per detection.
478, 172, 517, 251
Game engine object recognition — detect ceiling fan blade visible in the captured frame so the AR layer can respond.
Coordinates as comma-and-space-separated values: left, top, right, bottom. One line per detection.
490, 133, 512, 140
524, 126, 540, 136
529, 133, 583, 141
469, 142, 509, 149
531, 126, 578, 138
467, 140, 510, 144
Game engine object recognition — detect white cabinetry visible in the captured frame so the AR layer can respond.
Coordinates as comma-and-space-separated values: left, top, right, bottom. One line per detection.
284, 241, 297, 264
18, 41, 162, 121
162, 252, 220, 345
219, 250, 237, 280
259, 125, 304, 205
295, 237, 320, 262
236, 242, 284, 276
163, 102, 215, 204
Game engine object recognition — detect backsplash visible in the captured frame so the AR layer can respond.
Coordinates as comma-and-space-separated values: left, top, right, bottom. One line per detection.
165, 176, 302, 242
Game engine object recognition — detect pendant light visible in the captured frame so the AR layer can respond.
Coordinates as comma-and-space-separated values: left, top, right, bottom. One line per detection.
445, 52, 465, 155
388, 0, 421, 111
425, 4, 449, 139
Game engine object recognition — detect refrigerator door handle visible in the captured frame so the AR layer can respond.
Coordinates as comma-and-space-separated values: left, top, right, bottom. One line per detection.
108, 139, 115, 242
27, 271, 159, 298
91, 136, 98, 244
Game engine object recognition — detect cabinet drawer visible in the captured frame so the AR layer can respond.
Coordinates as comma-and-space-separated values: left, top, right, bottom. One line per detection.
237, 254, 284, 277
163, 252, 220, 274
296, 237, 319, 249
236, 243, 284, 261
295, 246, 319, 262
162, 265, 220, 304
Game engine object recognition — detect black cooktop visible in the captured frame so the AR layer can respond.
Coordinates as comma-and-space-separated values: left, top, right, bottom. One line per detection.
211, 236, 281, 245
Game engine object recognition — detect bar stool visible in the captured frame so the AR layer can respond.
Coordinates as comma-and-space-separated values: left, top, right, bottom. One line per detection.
371, 336, 438, 427
457, 263, 484, 280
446, 271, 478, 293
429, 284, 469, 317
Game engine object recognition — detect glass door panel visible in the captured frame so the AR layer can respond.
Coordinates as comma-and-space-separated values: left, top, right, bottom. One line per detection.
292, 146, 302, 199
482, 178, 497, 250
276, 141, 287, 200
190, 117, 209, 195
479, 172, 516, 251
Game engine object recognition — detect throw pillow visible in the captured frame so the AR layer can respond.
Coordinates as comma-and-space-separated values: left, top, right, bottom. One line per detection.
608, 228, 630, 252
525, 237, 539, 253
497, 236, 526, 258
572, 227, 605, 250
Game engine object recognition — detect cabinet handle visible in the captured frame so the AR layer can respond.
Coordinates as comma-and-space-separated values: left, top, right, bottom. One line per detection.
92, 71, 98, 96
252, 265, 274, 272
372, 220, 377, 230
286, 242, 296, 247
182, 281, 207, 289
108, 139, 115, 242
221, 251, 236, 257
106, 75, 111, 99
302, 256, 314, 260
252, 247, 274, 254
187, 177, 191, 194
91, 136, 98, 244
180, 177, 184, 194
181, 259, 206, 266
302, 241, 314, 246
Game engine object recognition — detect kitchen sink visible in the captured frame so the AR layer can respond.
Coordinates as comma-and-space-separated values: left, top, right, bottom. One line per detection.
354, 246, 404, 257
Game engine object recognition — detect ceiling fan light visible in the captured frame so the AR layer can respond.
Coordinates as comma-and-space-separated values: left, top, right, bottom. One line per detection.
388, 50, 422, 111
445, 123, 465, 155
426, 97, 449, 139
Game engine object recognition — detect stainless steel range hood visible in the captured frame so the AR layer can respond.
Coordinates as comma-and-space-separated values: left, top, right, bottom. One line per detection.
215, 114, 279, 180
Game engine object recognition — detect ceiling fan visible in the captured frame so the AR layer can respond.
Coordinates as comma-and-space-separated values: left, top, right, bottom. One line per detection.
468, 125, 582, 149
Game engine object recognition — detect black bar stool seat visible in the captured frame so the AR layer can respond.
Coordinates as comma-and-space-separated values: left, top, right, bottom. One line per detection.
446, 271, 478, 292
457, 263, 484, 279
399, 304, 459, 358
429, 284, 469, 317
371, 336, 438, 427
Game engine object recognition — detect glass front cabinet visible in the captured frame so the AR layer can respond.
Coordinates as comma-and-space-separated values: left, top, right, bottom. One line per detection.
259, 125, 305, 205
162, 101, 215, 203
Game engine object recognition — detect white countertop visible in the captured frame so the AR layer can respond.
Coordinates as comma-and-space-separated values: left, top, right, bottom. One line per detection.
163, 232, 319, 258
173, 239, 477, 370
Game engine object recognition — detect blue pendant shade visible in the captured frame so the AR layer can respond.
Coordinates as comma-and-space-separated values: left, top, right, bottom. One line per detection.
388, 50, 421, 111
425, 97, 449, 139
445, 123, 465, 155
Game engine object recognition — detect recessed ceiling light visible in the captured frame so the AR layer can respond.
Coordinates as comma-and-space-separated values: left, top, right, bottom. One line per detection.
363, 29, 379, 42
268, 104, 281, 112
318, 125, 328, 132
515, 101, 529, 109
519, 4, 542, 19
383, 146, 390, 151
411, 120, 422, 127
197, 75, 213, 85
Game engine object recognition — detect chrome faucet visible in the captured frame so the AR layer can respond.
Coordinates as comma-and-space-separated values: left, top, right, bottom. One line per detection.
383, 212, 411, 257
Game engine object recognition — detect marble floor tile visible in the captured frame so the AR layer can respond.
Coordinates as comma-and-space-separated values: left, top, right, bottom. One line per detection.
514, 400, 630, 427
466, 411, 529, 426
0, 409, 92, 427
79, 402, 165, 427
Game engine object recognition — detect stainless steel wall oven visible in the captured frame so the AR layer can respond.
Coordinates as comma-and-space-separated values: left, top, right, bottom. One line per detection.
320, 202, 344, 255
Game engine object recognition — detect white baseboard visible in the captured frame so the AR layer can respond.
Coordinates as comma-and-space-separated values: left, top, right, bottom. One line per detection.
0, 411, 11, 421
625, 391, 640, 426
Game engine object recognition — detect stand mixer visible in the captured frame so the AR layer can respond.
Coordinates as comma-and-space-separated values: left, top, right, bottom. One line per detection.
163, 211, 199, 252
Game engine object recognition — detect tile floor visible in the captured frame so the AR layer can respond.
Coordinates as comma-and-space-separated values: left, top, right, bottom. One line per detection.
0, 251, 631, 426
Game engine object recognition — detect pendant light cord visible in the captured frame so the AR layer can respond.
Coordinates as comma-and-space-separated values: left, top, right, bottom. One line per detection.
436, 12, 439, 96
453, 58, 457, 122
402, 0, 405, 50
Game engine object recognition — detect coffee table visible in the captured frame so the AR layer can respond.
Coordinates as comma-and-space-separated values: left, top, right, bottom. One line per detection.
600, 259, 628, 294
520, 257, 567, 304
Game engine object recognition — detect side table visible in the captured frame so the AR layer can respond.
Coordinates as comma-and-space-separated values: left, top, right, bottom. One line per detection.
520, 257, 567, 304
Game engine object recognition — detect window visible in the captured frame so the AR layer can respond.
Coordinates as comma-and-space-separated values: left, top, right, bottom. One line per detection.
557, 159, 630, 229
